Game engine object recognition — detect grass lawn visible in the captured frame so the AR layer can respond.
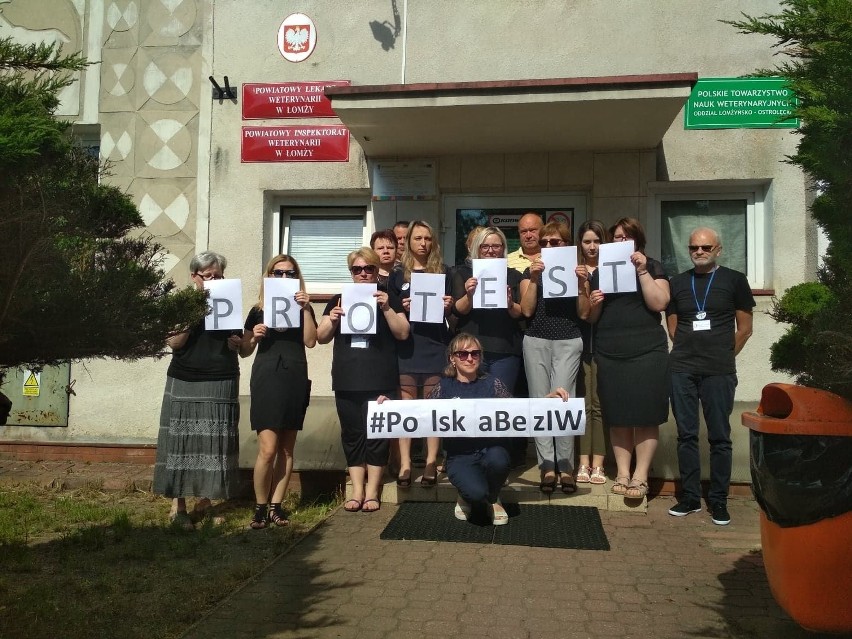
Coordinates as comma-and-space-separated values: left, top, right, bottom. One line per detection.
0, 484, 339, 639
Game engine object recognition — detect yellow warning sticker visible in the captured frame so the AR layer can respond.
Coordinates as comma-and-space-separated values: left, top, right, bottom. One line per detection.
23, 371, 40, 397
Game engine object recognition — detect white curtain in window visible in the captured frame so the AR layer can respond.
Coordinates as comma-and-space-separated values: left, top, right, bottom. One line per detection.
661, 200, 747, 276
288, 216, 363, 283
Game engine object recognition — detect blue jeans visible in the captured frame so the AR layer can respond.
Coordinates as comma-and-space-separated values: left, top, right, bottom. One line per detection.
446, 446, 511, 508
670, 371, 737, 506
481, 352, 521, 391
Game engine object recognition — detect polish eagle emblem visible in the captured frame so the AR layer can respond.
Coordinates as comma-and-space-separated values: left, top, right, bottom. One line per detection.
284, 25, 310, 52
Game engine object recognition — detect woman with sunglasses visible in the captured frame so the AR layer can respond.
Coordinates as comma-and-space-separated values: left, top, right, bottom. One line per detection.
153, 251, 242, 530
519, 221, 584, 494
240, 255, 317, 529
451, 226, 525, 390
579, 217, 670, 500
317, 247, 409, 513
573, 220, 609, 486
389, 220, 453, 489
370, 229, 397, 287
377, 333, 568, 525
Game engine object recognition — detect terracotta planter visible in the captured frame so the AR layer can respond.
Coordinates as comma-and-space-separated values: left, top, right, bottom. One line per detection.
742, 383, 852, 634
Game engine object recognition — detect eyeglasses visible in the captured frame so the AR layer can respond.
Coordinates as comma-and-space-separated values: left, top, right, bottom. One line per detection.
271, 269, 299, 278
452, 349, 481, 361
349, 264, 377, 275
688, 245, 716, 252
194, 272, 224, 281
612, 234, 629, 241
480, 244, 504, 253
539, 239, 565, 247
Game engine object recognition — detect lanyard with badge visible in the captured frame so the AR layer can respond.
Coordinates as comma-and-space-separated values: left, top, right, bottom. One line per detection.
691, 267, 717, 332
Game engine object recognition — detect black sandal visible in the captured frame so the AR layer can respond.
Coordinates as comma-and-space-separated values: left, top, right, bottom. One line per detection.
268, 503, 290, 527
540, 473, 557, 494
397, 470, 412, 488
249, 504, 268, 529
560, 475, 577, 494
420, 462, 438, 487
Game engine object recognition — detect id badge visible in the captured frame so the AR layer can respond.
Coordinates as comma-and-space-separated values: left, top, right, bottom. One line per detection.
350, 335, 369, 348
693, 319, 711, 332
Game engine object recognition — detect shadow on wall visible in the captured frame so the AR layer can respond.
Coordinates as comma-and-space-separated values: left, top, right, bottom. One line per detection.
369, 0, 401, 51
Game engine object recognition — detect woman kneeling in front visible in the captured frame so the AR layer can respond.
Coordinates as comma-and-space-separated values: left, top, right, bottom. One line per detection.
381, 333, 567, 525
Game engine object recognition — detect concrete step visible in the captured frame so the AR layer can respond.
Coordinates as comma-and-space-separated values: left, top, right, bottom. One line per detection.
346, 464, 647, 513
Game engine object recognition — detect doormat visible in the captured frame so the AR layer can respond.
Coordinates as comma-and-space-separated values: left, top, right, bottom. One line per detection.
379, 502, 610, 550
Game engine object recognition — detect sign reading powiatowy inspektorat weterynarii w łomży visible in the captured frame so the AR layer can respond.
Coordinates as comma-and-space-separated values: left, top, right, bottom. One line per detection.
241, 125, 350, 162
685, 77, 798, 130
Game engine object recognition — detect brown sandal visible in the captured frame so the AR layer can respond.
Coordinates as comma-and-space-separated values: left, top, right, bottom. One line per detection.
611, 476, 630, 496
625, 479, 648, 499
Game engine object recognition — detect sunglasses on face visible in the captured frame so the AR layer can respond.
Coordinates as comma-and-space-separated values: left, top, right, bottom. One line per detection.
688, 245, 716, 252
271, 269, 299, 278
539, 239, 564, 247
453, 349, 482, 361
349, 264, 377, 275
194, 272, 224, 281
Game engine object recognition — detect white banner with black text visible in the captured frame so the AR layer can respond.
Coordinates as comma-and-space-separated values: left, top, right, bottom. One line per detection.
366, 397, 586, 439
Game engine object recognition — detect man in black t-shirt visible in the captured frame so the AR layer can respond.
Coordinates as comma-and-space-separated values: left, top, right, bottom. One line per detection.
665, 228, 755, 526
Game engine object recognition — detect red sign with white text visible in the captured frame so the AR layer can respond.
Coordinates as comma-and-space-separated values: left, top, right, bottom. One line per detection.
242, 81, 350, 119
241, 125, 350, 162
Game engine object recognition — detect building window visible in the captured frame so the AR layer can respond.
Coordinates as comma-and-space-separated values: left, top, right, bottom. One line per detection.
658, 192, 764, 288
280, 207, 366, 293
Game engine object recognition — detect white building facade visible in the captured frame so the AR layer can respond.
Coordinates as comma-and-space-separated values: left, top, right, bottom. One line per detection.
2, 0, 811, 482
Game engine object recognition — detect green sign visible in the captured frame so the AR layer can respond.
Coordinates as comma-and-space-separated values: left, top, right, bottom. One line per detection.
685, 78, 798, 130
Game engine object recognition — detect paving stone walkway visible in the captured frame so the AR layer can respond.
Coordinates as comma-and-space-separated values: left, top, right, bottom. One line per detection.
184, 498, 828, 639
0, 459, 833, 638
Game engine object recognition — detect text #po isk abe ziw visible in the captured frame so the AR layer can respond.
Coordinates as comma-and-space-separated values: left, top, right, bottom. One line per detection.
366, 397, 586, 439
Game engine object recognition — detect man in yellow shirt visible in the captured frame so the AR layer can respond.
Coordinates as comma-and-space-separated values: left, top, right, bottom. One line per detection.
506, 212, 543, 274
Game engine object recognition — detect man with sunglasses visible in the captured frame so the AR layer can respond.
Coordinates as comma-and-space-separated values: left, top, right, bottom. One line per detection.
666, 228, 755, 525
507, 212, 543, 274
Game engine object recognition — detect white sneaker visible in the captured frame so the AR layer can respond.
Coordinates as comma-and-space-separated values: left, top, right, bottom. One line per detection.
490, 500, 509, 526
454, 498, 472, 521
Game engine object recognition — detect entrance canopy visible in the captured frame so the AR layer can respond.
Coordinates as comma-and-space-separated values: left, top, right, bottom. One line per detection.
326, 73, 697, 157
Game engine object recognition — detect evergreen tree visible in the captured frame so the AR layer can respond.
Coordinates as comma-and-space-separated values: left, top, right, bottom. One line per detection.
0, 37, 206, 371
727, 0, 852, 399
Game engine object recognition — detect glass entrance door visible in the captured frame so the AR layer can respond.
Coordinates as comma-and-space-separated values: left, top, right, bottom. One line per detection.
442, 194, 588, 265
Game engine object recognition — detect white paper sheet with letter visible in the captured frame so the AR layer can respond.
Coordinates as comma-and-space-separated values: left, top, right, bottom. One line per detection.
263, 278, 301, 328
409, 272, 445, 324
341, 283, 378, 335
204, 279, 243, 331
541, 246, 579, 298
472, 258, 508, 309
598, 241, 638, 294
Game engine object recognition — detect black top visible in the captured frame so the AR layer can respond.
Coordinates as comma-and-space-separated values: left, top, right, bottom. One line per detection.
667, 266, 755, 375
323, 289, 405, 391
591, 257, 668, 358
167, 321, 240, 382
427, 374, 512, 455
244, 306, 310, 364
451, 263, 524, 356
389, 267, 451, 374
521, 268, 582, 341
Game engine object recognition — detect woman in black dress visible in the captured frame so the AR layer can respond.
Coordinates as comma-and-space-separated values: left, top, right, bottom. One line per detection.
389, 220, 452, 489
317, 247, 410, 513
451, 226, 524, 389
370, 228, 397, 287
241, 254, 317, 529
580, 217, 670, 500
